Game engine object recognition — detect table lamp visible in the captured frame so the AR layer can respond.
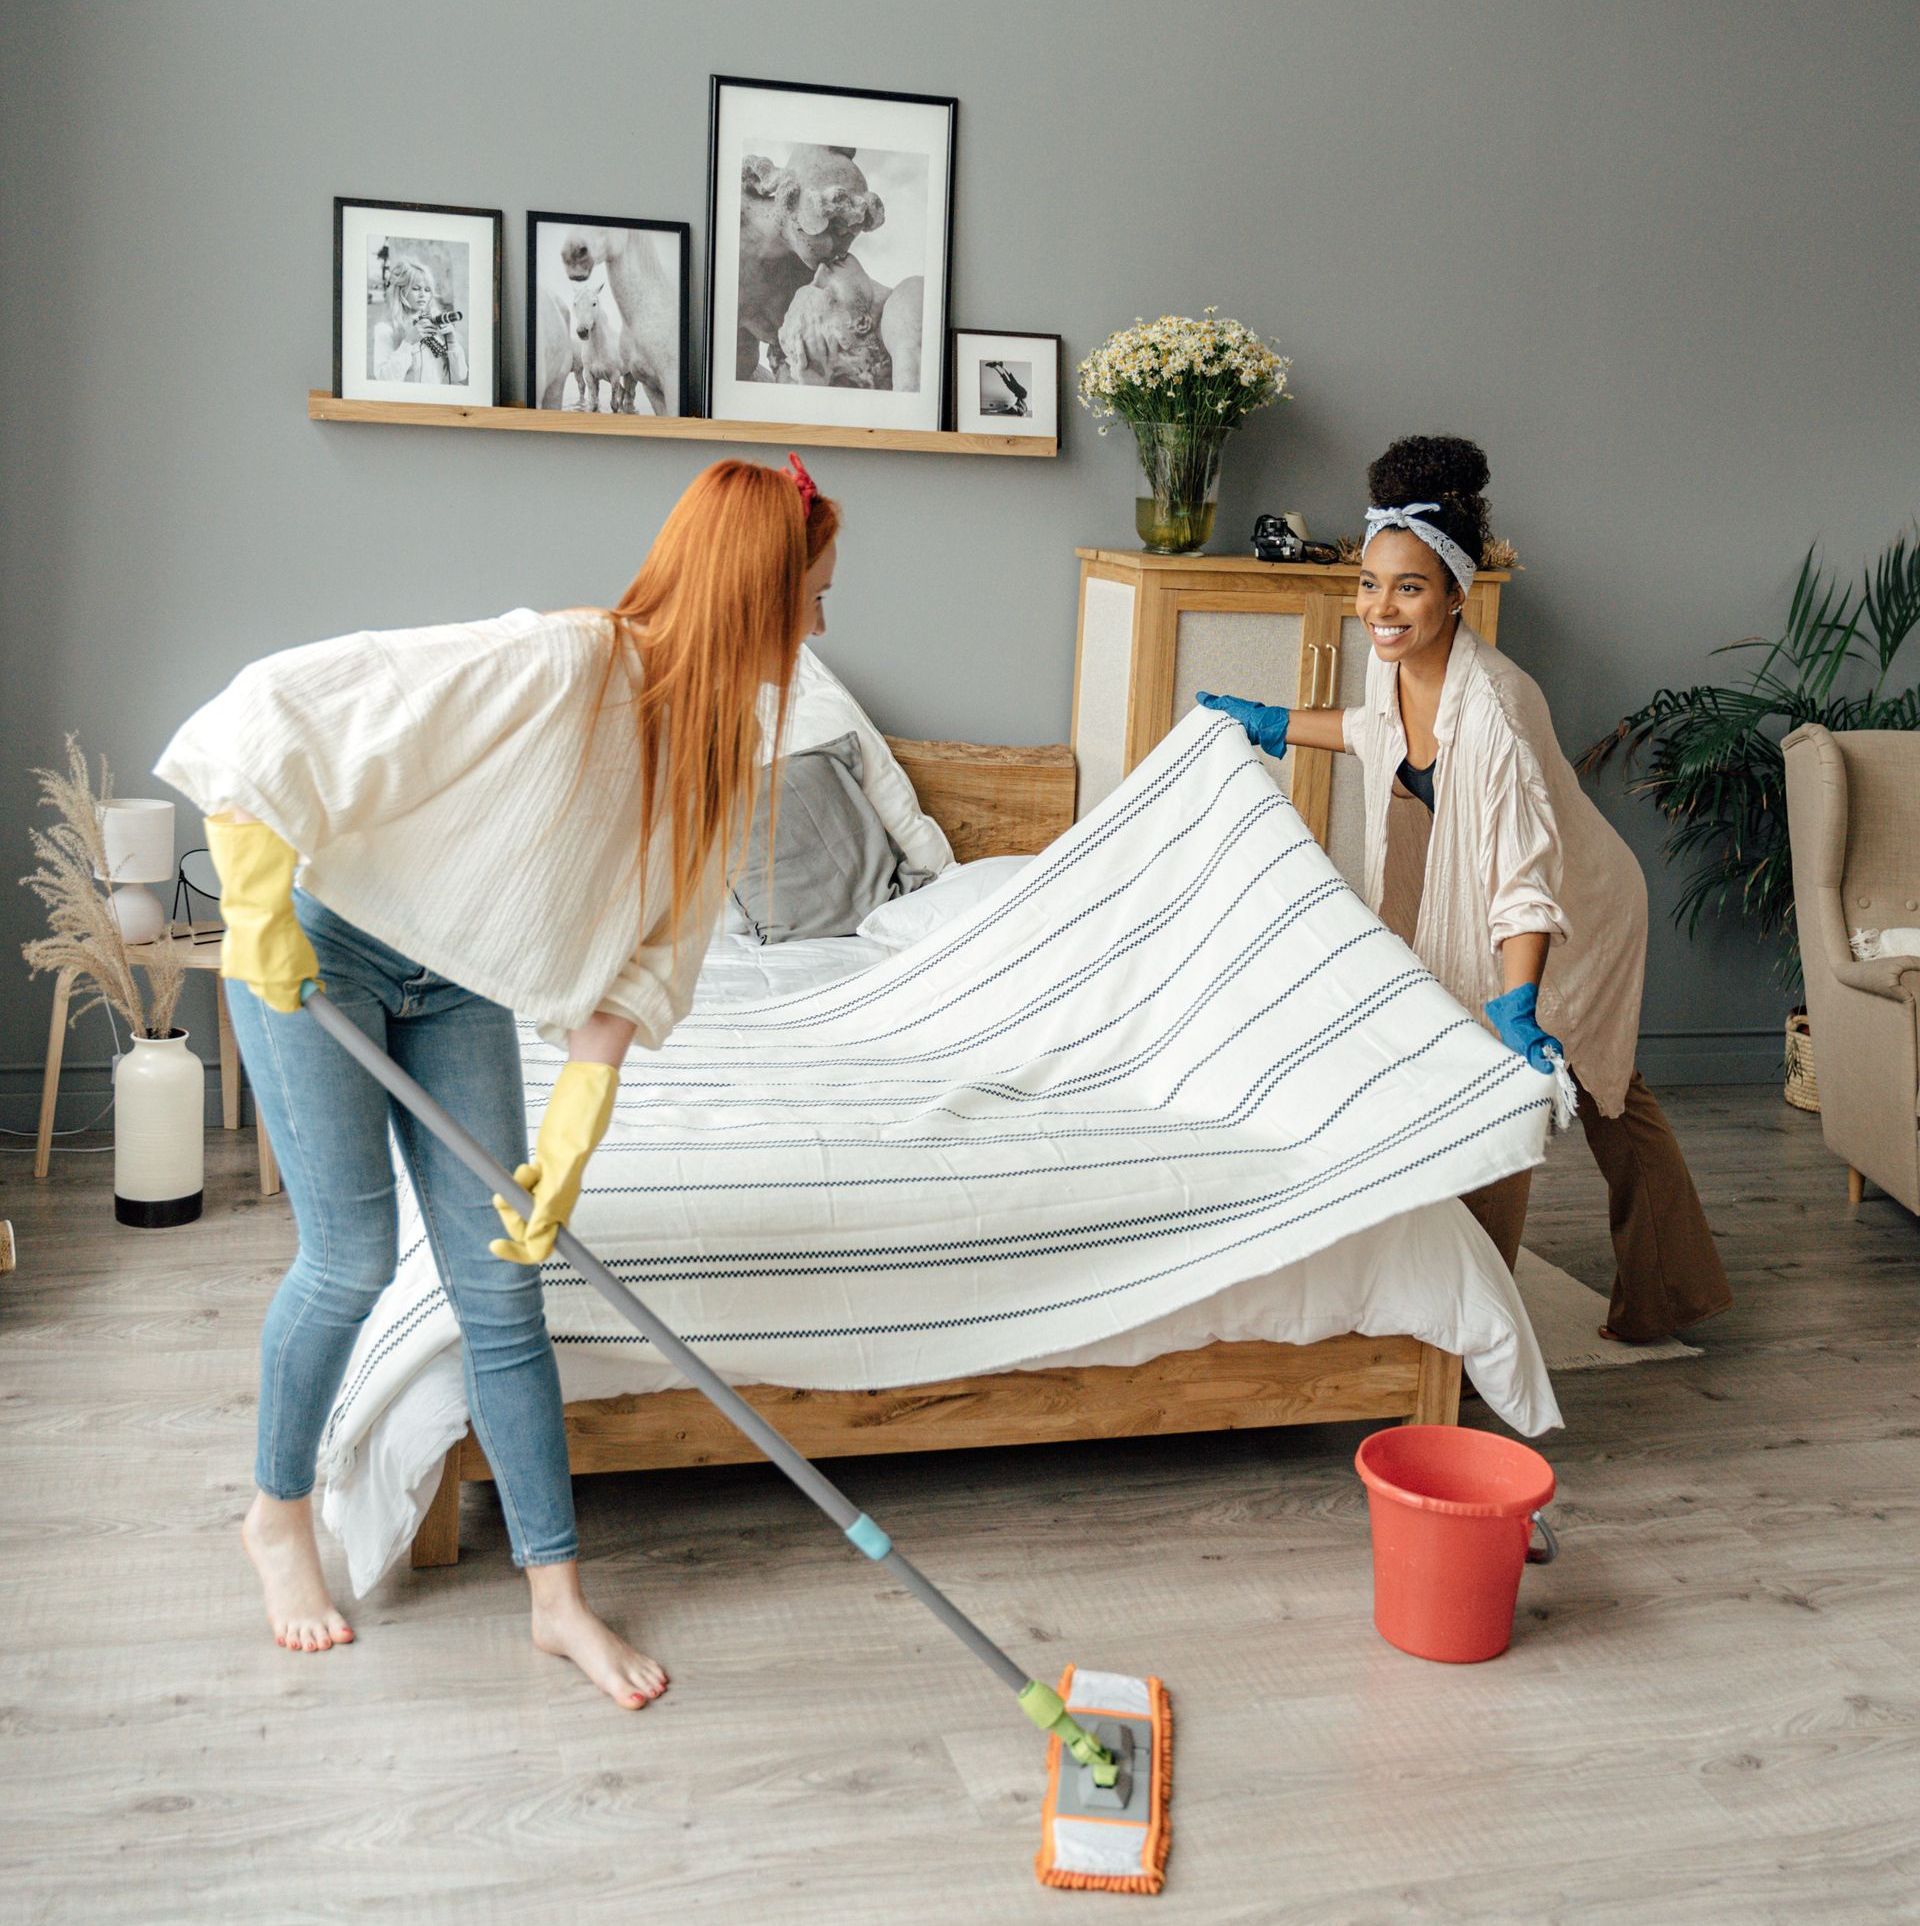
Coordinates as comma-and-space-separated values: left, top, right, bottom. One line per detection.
96, 799, 175, 945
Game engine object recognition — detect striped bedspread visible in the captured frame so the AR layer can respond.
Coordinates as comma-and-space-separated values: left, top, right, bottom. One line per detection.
318, 709, 1560, 1476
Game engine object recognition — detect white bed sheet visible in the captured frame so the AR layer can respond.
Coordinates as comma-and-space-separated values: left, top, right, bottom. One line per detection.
323, 914, 1559, 1595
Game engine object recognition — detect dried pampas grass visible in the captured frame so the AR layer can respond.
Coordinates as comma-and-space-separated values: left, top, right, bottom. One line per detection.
21, 736, 184, 1040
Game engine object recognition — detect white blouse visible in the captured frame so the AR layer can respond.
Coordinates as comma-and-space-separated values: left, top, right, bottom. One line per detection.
155, 608, 720, 1046
1343, 625, 1647, 1116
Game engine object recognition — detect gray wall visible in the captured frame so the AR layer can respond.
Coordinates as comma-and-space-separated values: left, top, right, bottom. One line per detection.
5, 0, 1917, 1130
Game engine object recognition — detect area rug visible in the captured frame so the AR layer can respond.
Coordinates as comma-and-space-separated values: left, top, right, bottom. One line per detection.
1514, 1248, 1701, 1372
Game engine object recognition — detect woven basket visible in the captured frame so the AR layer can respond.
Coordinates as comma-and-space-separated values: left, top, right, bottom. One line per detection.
1784, 1010, 1820, 1113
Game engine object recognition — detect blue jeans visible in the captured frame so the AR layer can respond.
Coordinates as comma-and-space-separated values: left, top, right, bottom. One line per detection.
227, 893, 578, 1567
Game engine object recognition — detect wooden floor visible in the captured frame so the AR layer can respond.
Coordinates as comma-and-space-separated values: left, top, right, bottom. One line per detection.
3, 1089, 1917, 1923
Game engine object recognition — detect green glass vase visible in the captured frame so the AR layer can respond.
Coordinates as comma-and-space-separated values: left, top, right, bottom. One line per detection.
1132, 421, 1228, 554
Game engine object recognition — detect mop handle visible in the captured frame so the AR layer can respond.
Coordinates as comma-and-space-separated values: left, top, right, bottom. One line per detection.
301, 988, 1033, 1698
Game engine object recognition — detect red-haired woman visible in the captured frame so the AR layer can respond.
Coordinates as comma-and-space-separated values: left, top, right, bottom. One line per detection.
157, 458, 837, 1707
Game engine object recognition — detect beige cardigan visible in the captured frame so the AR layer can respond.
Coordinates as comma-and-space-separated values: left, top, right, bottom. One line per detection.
1343, 626, 1647, 1117
155, 608, 717, 1045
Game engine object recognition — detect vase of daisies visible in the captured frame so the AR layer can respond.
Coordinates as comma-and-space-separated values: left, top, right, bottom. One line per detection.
1077, 309, 1290, 554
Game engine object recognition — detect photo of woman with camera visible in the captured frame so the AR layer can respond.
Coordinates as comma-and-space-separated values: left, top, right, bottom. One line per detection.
370, 250, 469, 385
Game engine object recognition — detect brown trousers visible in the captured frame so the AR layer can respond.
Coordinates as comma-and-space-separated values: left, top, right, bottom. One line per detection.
1462, 1069, 1732, 1342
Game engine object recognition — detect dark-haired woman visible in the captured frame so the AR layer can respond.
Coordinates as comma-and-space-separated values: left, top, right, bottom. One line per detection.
1199, 437, 1730, 1344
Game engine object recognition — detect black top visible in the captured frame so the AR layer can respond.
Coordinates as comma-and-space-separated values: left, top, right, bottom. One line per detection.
1397, 755, 1437, 812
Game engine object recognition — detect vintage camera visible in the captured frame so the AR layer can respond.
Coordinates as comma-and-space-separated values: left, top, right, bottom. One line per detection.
1252, 513, 1338, 566
423, 307, 463, 329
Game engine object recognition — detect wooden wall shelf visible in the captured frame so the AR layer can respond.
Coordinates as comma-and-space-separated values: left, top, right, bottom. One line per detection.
307, 391, 1056, 458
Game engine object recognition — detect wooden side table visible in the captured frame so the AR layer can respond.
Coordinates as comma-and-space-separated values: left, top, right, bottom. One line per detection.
33, 924, 281, 1196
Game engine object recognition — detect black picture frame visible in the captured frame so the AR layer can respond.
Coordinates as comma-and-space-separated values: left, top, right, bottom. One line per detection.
333, 196, 503, 405
948, 328, 1062, 438
524, 210, 692, 417
704, 74, 958, 429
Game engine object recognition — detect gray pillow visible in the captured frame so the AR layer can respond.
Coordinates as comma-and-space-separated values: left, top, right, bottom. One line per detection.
730, 732, 925, 942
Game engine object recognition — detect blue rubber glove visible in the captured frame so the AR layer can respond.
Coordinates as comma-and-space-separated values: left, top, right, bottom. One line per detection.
1484, 982, 1564, 1074
1196, 691, 1291, 759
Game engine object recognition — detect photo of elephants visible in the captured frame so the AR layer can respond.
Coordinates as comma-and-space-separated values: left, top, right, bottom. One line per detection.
736, 141, 928, 392
526, 213, 689, 416
706, 76, 954, 431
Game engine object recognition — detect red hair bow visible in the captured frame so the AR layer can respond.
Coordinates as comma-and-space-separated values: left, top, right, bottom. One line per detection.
785, 452, 819, 515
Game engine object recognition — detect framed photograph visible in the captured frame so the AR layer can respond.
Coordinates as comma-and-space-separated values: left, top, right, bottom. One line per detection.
705, 74, 956, 431
526, 211, 691, 417
951, 329, 1060, 438
334, 198, 502, 405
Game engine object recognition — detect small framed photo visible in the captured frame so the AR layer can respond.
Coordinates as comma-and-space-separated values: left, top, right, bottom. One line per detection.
526, 212, 691, 416
705, 74, 956, 431
951, 329, 1060, 438
334, 197, 502, 406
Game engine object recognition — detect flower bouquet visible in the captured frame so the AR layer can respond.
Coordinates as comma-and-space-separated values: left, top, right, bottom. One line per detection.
1077, 309, 1290, 553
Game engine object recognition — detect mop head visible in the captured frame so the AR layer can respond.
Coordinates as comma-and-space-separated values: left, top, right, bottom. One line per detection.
1035, 1666, 1173, 1895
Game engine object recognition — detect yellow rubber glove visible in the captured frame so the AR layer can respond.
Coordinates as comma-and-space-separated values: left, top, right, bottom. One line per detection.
489, 1059, 619, 1266
205, 814, 322, 1014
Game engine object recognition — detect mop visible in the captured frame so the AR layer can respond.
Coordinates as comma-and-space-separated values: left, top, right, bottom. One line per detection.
303, 988, 1173, 1896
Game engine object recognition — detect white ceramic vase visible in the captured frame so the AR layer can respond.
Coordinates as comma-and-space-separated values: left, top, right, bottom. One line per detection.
114, 1030, 204, 1227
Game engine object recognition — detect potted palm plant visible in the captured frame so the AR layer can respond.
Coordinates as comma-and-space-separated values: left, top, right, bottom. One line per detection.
1581, 532, 1920, 1106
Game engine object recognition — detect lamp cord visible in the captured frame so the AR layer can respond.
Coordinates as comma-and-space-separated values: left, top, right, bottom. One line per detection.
1, 1003, 127, 1153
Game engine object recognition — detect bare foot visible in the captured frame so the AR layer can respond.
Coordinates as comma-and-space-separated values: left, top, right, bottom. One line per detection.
527, 1563, 667, 1710
242, 1491, 355, 1652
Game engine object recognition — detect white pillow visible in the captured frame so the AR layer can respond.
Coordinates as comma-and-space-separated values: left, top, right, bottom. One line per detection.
758, 646, 954, 878
1851, 926, 1920, 960
857, 856, 1034, 949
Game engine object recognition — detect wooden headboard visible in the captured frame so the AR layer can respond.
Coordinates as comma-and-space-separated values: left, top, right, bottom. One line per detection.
884, 738, 1076, 861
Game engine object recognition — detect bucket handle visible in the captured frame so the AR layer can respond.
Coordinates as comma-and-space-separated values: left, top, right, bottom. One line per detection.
1526, 1511, 1559, 1565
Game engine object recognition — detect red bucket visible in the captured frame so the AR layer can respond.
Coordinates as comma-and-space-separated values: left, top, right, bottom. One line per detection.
1355, 1426, 1558, 1663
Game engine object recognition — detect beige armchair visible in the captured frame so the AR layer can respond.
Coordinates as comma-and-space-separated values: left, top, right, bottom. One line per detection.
1782, 725, 1920, 1212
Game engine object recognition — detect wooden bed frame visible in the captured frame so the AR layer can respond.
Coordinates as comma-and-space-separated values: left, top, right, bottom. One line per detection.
412, 735, 1460, 1567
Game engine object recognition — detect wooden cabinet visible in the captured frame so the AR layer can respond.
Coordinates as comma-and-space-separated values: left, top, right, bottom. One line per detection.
1070, 549, 1509, 884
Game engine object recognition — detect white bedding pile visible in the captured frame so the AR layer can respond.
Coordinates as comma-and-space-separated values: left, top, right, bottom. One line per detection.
319, 712, 1562, 1591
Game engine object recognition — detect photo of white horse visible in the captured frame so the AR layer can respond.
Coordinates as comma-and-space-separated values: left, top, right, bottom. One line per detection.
527, 215, 688, 416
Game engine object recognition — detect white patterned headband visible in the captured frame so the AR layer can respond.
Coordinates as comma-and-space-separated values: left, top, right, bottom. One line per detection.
1362, 502, 1476, 596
